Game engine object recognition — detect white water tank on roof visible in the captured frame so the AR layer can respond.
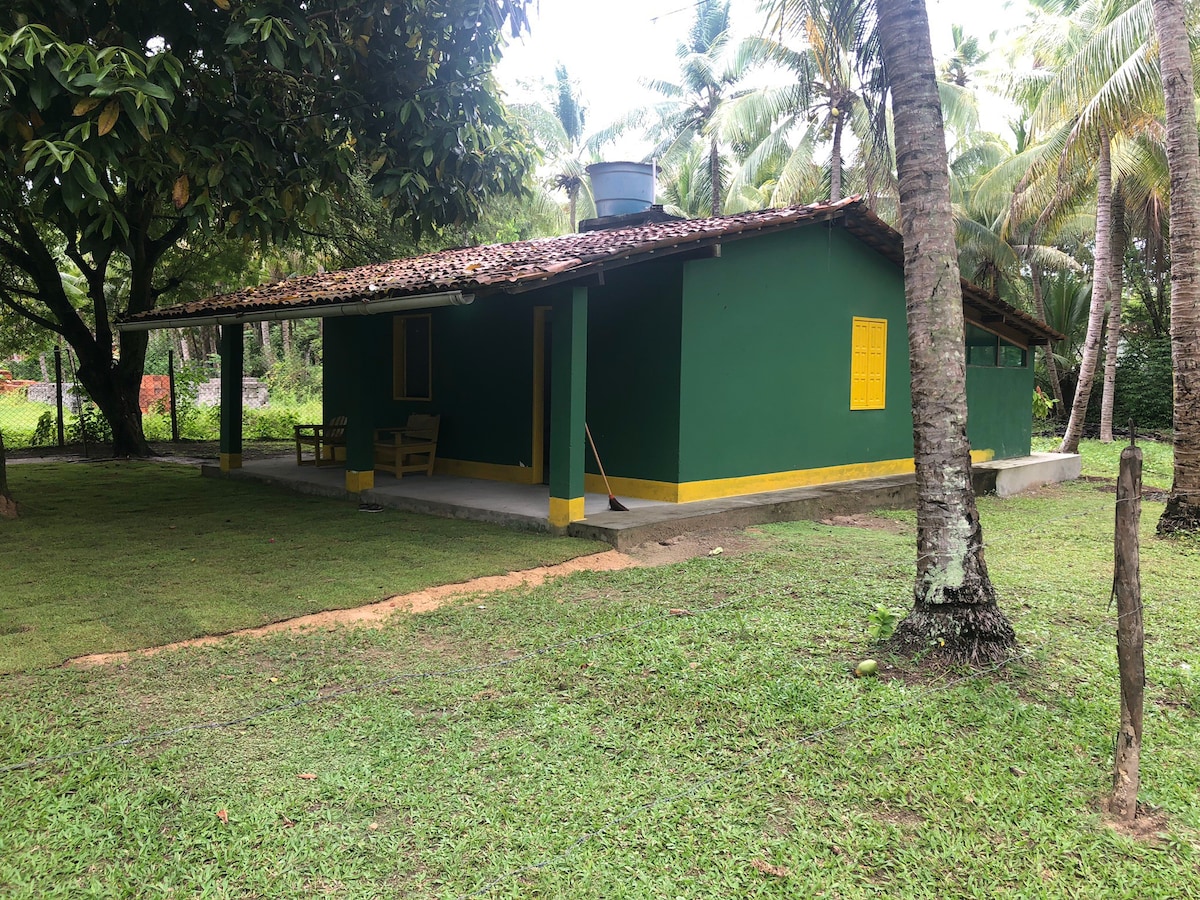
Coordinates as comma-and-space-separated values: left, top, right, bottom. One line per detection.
586, 161, 656, 218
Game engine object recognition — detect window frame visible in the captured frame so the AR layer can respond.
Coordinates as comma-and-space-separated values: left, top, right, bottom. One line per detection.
392, 313, 433, 401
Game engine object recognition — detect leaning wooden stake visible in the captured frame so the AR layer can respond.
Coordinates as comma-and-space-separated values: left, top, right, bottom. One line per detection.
0, 431, 18, 520
1110, 437, 1144, 821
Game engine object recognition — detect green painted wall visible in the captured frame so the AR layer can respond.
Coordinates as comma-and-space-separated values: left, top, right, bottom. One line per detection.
677, 227, 914, 482
325, 296, 539, 468
584, 261, 684, 483
321, 222, 1035, 487
966, 360, 1034, 459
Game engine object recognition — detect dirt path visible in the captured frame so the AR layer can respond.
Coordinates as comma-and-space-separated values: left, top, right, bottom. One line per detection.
68, 549, 639, 667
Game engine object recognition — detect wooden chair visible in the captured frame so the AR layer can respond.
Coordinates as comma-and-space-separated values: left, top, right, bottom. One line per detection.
294, 415, 347, 467
374, 414, 440, 478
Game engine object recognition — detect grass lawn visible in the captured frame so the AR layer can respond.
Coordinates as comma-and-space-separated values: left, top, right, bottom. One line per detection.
1, 441, 1198, 897
0, 462, 599, 672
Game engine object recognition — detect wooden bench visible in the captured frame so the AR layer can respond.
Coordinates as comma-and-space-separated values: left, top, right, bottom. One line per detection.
294, 415, 347, 467
374, 414, 440, 478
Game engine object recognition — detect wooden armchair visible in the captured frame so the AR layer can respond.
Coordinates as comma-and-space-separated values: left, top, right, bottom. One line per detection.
294, 415, 348, 467
374, 414, 440, 478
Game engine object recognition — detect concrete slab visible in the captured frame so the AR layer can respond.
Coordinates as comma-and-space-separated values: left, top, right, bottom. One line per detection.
203, 452, 1082, 548
973, 452, 1082, 498
204, 457, 663, 532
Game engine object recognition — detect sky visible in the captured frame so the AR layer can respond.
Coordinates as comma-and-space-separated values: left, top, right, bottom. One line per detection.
496, 0, 1035, 158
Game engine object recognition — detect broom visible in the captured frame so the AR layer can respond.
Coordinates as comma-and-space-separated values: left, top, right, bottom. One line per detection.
585, 423, 628, 512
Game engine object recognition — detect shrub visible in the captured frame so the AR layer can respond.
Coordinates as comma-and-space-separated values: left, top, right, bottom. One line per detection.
30, 412, 55, 447
1114, 334, 1173, 431
68, 403, 112, 444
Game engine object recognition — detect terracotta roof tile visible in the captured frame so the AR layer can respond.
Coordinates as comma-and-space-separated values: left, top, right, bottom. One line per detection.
121, 196, 1061, 344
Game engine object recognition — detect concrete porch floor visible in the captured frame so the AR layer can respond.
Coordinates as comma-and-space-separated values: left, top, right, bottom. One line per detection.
205, 451, 1080, 549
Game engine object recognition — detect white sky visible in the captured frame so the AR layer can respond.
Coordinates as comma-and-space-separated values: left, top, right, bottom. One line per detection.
497, 0, 1034, 158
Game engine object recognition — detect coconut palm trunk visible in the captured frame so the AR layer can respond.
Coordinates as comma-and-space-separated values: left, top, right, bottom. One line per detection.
1031, 265, 1065, 407
830, 107, 845, 202
709, 135, 723, 215
1152, 0, 1200, 532
1059, 128, 1113, 454
1100, 193, 1127, 442
876, 0, 1014, 662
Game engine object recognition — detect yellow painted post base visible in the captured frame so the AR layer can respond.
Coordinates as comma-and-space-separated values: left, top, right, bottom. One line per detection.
219, 453, 242, 472
346, 470, 375, 493
548, 496, 585, 529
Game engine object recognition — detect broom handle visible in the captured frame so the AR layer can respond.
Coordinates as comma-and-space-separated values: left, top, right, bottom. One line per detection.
584, 423, 615, 496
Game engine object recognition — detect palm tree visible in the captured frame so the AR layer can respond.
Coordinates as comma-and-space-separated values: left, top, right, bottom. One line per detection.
1014, 0, 1161, 452
591, 0, 745, 216
657, 143, 717, 218
719, 0, 895, 207
512, 65, 594, 233
1151, 0, 1200, 532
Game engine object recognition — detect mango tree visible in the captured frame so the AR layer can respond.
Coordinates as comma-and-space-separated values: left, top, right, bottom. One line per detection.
0, 0, 534, 454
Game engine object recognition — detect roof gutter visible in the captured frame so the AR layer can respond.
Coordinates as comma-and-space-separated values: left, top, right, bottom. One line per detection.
113, 290, 474, 333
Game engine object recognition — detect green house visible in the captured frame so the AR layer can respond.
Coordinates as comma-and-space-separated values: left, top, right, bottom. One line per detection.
122, 198, 1059, 529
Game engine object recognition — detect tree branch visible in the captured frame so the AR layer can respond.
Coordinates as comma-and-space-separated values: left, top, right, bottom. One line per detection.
147, 217, 190, 264
0, 290, 64, 335
152, 276, 184, 299
63, 235, 98, 284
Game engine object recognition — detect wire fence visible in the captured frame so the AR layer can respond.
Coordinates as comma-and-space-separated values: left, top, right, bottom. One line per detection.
0, 322, 322, 451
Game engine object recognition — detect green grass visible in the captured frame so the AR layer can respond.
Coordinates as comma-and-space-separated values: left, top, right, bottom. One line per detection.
1033, 435, 1175, 487
0, 394, 57, 447
0, 462, 599, 672
1, 442, 1197, 897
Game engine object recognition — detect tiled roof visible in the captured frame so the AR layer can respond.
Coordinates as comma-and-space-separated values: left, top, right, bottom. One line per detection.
121, 196, 1061, 344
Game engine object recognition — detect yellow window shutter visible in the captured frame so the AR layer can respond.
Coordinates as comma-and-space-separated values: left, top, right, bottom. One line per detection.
850, 317, 887, 410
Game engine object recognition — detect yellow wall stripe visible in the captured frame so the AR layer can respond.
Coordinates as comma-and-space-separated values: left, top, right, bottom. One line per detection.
585, 450, 995, 504
434, 458, 539, 484
219, 453, 242, 472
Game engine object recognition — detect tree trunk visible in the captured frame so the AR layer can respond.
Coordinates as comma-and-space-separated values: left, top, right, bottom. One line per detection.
567, 185, 579, 233
280, 318, 292, 358
709, 137, 722, 216
1153, 0, 1200, 533
1031, 266, 1065, 408
38, 353, 50, 382
259, 321, 275, 368
876, 0, 1014, 664
1100, 194, 1128, 442
830, 109, 845, 203
73, 335, 152, 457
1059, 128, 1113, 454
0, 431, 18, 520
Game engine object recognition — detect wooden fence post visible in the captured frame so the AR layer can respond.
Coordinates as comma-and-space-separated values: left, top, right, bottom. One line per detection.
1110, 439, 1144, 821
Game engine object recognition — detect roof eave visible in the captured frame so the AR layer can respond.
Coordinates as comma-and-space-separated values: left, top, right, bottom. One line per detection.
114, 290, 473, 332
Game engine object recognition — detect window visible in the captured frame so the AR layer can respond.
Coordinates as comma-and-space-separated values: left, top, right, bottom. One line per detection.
965, 324, 997, 366
966, 323, 1028, 368
393, 314, 432, 400
850, 317, 887, 410
999, 342, 1027, 367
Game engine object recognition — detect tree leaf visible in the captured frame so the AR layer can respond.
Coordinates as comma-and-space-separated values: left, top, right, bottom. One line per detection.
214, 0, 230, 9
97, 100, 119, 136
72, 97, 101, 117
172, 174, 189, 209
